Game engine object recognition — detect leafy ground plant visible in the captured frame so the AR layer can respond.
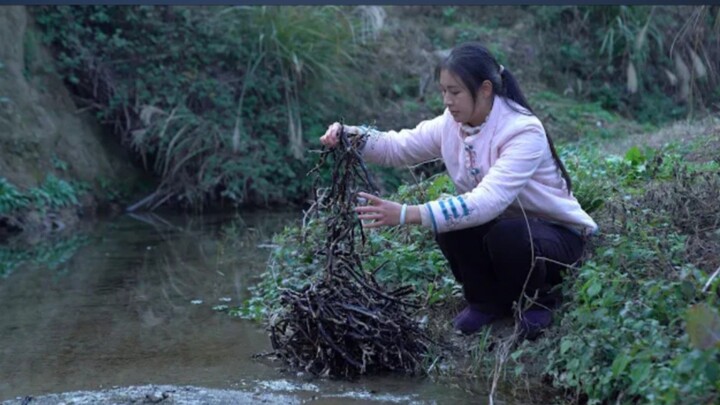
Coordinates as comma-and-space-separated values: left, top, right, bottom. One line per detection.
0, 175, 83, 216
531, 136, 720, 404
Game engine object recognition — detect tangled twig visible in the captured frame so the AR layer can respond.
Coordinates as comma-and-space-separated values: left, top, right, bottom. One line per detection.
269, 126, 433, 378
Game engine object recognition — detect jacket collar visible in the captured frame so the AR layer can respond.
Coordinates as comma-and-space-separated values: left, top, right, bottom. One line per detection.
459, 95, 503, 138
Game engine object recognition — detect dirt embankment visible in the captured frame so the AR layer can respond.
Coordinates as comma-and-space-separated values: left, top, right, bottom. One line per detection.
0, 6, 140, 238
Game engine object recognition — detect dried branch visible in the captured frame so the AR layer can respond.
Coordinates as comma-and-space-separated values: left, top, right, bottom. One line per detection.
269, 125, 432, 378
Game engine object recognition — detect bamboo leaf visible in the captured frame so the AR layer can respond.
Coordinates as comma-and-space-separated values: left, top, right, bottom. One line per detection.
162, 123, 194, 178
634, 6, 655, 53
688, 48, 707, 79
634, 19, 649, 52
139, 105, 166, 126
674, 52, 691, 100
627, 61, 638, 94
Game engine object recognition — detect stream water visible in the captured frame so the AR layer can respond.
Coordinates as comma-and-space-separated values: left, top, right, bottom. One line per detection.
0, 211, 498, 404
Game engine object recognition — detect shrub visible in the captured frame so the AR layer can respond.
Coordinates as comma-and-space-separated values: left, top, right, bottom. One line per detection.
33, 6, 369, 209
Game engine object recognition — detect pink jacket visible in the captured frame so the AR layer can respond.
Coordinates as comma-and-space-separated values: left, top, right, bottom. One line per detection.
360, 95, 598, 235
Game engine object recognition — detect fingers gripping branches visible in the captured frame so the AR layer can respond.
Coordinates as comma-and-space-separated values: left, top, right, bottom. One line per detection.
312, 125, 379, 262
269, 126, 433, 378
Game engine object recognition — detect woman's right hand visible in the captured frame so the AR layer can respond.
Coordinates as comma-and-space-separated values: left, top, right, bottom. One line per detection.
320, 122, 343, 148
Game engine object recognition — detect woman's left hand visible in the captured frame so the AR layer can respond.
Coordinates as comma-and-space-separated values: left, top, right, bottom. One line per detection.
354, 191, 402, 228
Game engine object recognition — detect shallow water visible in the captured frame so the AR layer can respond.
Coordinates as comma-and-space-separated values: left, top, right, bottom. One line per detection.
0, 211, 492, 404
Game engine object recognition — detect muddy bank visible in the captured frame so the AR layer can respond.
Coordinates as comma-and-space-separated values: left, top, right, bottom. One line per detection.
0, 5, 141, 244
0, 6, 137, 189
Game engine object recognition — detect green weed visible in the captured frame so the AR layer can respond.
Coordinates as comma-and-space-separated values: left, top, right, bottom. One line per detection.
0, 178, 31, 215
0, 175, 84, 216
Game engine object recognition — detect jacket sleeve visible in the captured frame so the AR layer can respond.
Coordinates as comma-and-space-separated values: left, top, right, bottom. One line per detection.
359, 111, 446, 167
421, 123, 547, 234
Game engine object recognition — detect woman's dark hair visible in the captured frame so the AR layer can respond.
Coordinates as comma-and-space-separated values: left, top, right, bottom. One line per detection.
437, 42, 573, 193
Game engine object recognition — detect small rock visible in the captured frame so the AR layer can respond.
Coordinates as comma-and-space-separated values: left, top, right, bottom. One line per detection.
144, 390, 168, 403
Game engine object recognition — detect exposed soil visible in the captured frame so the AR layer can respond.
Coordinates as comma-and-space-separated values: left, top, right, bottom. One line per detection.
0, 6, 142, 242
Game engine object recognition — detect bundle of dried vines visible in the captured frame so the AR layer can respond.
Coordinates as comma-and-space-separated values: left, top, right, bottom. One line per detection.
269, 127, 433, 378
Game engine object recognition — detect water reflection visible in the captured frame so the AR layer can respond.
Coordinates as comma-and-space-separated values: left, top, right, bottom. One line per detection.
0, 211, 491, 404
0, 211, 295, 400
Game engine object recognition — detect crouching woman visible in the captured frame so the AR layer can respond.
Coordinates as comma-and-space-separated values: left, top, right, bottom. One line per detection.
319, 42, 597, 337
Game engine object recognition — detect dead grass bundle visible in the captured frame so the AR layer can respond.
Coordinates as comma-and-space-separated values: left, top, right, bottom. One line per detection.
643, 166, 720, 273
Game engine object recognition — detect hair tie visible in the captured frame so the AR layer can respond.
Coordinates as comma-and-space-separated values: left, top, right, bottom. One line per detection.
499, 64, 505, 75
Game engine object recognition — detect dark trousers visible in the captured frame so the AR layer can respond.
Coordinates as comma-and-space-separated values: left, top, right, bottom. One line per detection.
436, 217, 585, 314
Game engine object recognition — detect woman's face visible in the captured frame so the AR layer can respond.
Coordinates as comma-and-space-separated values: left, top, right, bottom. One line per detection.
439, 69, 492, 126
